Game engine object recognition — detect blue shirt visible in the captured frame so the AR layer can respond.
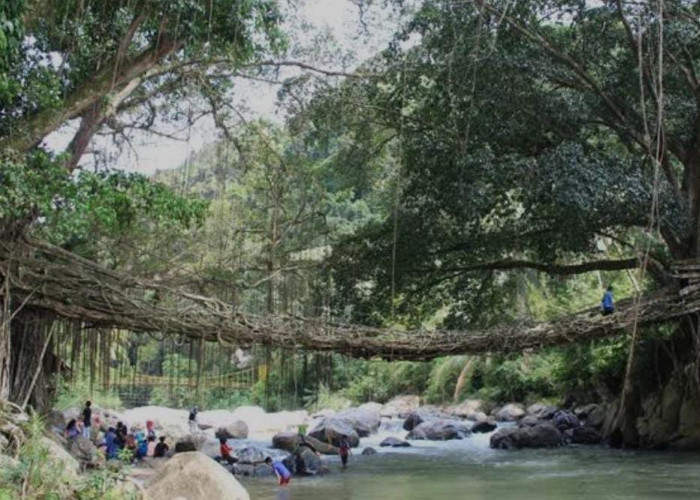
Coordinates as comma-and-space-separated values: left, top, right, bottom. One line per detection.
602, 291, 614, 310
104, 431, 117, 459
273, 460, 291, 478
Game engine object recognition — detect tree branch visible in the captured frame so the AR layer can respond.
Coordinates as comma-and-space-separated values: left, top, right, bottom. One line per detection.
420, 257, 641, 276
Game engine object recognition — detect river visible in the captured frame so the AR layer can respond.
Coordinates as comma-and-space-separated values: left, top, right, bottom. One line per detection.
240, 421, 700, 500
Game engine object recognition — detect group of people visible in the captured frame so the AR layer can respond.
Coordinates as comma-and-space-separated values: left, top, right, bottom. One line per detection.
64, 401, 170, 461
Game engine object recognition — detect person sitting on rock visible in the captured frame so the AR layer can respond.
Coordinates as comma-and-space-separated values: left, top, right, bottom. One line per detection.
218, 437, 238, 466
338, 435, 352, 468
115, 421, 128, 449
601, 285, 615, 316
265, 456, 292, 486
136, 430, 148, 459
154, 436, 169, 458
146, 435, 157, 457
146, 420, 156, 440
64, 419, 79, 440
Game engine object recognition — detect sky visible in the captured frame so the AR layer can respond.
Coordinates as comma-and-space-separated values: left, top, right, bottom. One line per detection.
47, 0, 407, 176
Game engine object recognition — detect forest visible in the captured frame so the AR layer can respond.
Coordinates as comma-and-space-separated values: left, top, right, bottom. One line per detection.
2, 0, 700, 498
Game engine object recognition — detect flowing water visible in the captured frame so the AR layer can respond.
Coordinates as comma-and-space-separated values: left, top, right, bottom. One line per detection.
240, 420, 700, 500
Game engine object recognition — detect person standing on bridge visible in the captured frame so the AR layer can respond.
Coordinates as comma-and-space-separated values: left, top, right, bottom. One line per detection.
601, 285, 615, 316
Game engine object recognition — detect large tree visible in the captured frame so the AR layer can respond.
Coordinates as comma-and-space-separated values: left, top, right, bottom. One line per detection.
302, 0, 698, 325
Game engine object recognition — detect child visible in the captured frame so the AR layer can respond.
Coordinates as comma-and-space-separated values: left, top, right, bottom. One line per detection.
265, 456, 291, 486
154, 436, 169, 458
64, 419, 79, 440
338, 435, 351, 468
146, 435, 157, 457
219, 437, 237, 465
103, 427, 118, 460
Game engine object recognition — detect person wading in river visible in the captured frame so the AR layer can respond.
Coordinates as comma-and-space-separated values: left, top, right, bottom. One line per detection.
265, 456, 292, 485
338, 435, 352, 469
601, 285, 615, 316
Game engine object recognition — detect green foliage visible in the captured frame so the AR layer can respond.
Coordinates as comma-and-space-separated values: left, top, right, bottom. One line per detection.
54, 376, 123, 411
0, 413, 132, 499
303, 383, 352, 412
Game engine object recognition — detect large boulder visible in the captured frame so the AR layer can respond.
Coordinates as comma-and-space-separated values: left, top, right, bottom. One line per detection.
379, 436, 411, 447
407, 419, 471, 441
575, 404, 607, 430
308, 418, 359, 447
494, 403, 526, 422
284, 447, 326, 475
471, 419, 497, 434
335, 408, 381, 437
361, 447, 377, 456
271, 432, 338, 455
272, 431, 300, 452
231, 406, 308, 434
552, 410, 580, 432
403, 409, 448, 431
68, 435, 104, 469
359, 402, 383, 413
145, 452, 249, 500
42, 437, 80, 476
490, 423, 563, 449
527, 404, 558, 420
215, 420, 249, 440
381, 396, 420, 418
518, 416, 541, 427
235, 446, 267, 464
568, 426, 602, 445
175, 434, 206, 453
445, 400, 486, 421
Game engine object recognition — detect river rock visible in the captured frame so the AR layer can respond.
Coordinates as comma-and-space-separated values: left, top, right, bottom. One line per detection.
518, 416, 541, 427
552, 410, 580, 431
575, 404, 606, 429
272, 432, 338, 455
215, 420, 249, 440
490, 423, 563, 449
494, 403, 526, 422
359, 402, 383, 413
235, 446, 267, 464
381, 396, 420, 418
272, 431, 300, 452
362, 447, 377, 455
233, 463, 273, 477
68, 435, 104, 468
175, 433, 205, 453
527, 404, 558, 420
445, 400, 486, 420
308, 417, 360, 447
569, 426, 602, 445
312, 409, 337, 419
379, 437, 411, 447
42, 437, 80, 476
471, 419, 497, 433
284, 447, 326, 475
145, 452, 250, 500
407, 419, 471, 440
403, 409, 448, 431
336, 408, 381, 437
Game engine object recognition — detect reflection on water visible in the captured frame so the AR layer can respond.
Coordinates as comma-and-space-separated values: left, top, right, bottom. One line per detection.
242, 425, 700, 500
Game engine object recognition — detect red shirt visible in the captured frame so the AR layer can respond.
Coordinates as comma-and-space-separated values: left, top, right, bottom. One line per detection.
220, 443, 232, 458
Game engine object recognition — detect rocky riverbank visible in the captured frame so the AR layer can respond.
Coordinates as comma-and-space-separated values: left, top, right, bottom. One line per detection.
2, 393, 686, 499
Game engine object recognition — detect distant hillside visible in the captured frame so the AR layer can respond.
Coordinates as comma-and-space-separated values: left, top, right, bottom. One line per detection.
153, 142, 240, 200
